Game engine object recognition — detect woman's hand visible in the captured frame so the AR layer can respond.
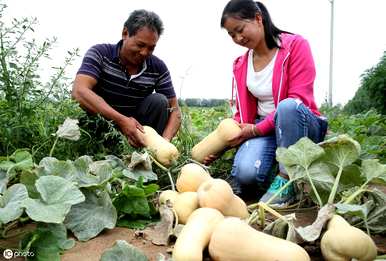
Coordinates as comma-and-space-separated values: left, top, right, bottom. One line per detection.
202, 154, 219, 165
228, 123, 258, 147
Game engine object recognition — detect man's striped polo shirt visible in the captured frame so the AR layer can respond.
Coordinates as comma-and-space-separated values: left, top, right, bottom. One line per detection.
77, 40, 176, 116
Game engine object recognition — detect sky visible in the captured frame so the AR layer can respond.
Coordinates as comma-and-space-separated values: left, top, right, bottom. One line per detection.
3, 0, 386, 106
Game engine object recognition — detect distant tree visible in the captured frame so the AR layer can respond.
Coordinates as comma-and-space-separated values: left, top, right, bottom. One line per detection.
344, 51, 386, 115
179, 98, 228, 107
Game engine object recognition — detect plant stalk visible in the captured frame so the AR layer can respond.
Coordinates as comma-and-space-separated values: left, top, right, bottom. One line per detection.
149, 154, 175, 191
305, 168, 323, 206
49, 135, 59, 157
328, 166, 344, 204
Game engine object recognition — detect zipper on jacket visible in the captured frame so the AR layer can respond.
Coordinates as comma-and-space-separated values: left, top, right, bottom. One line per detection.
277, 52, 290, 102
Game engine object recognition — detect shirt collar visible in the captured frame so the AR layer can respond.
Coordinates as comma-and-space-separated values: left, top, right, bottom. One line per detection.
114, 40, 148, 77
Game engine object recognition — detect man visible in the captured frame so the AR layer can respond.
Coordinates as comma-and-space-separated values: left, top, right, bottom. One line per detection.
72, 9, 181, 147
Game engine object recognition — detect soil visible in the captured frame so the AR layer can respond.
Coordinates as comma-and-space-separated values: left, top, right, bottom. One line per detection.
1, 204, 385, 261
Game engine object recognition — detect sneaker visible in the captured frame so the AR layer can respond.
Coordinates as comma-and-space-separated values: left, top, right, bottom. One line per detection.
259, 175, 295, 208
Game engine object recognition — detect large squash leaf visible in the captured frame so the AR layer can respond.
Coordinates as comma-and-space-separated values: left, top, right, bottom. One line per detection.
0, 184, 28, 224
23, 176, 85, 223
64, 189, 117, 241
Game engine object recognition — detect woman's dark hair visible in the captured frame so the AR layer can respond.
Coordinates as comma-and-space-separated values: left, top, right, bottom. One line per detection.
220, 0, 290, 49
124, 9, 164, 37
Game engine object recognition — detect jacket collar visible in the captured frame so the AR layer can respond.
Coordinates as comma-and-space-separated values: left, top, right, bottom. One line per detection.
233, 33, 296, 72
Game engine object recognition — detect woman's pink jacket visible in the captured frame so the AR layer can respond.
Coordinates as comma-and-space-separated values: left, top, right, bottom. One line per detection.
232, 33, 321, 136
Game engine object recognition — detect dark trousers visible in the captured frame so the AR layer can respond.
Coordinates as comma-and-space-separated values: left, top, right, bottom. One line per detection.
134, 93, 169, 135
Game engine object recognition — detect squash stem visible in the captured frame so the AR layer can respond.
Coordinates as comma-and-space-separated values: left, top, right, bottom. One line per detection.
247, 209, 258, 225
149, 154, 175, 191
258, 206, 265, 227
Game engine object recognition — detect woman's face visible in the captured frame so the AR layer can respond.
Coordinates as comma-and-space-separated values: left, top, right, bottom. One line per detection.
223, 15, 264, 49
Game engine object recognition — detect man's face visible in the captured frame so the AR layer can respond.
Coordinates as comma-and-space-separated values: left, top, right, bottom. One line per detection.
120, 26, 159, 67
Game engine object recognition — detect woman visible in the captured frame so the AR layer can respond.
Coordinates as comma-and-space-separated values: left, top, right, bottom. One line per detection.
218, 0, 328, 207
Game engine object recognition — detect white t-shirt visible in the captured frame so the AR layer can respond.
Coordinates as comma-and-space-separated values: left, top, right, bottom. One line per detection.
246, 49, 278, 117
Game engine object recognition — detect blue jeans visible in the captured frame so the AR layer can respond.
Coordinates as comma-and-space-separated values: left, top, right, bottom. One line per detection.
231, 98, 328, 196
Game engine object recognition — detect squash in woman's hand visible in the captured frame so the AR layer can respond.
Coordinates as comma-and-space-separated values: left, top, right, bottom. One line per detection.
191, 118, 241, 163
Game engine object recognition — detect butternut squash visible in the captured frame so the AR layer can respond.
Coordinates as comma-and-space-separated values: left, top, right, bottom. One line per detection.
209, 217, 310, 261
139, 126, 179, 166
176, 163, 212, 192
320, 214, 377, 261
158, 190, 179, 205
223, 195, 249, 219
197, 178, 249, 219
173, 191, 199, 224
173, 208, 224, 261
191, 118, 241, 163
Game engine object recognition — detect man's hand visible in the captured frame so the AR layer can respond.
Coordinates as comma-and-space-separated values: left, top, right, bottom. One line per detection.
117, 117, 145, 148
228, 123, 258, 147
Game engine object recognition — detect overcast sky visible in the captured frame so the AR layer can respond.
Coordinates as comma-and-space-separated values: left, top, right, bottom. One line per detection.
4, 0, 386, 106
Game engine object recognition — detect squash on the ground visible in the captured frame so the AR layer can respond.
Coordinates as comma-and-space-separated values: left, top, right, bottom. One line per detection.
139, 126, 179, 166
197, 178, 249, 219
176, 163, 212, 192
173, 191, 199, 224
209, 217, 310, 261
191, 118, 241, 163
158, 190, 179, 205
173, 208, 224, 261
320, 214, 377, 261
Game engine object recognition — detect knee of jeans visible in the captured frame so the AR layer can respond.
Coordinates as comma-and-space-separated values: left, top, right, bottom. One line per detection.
233, 160, 261, 186
276, 98, 301, 116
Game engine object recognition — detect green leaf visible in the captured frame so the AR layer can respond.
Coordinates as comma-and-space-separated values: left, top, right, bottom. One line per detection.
116, 219, 154, 229
0, 150, 33, 177
0, 170, 8, 194
276, 137, 325, 169
36, 157, 77, 181
100, 240, 148, 261
338, 164, 365, 188
20, 171, 40, 198
20, 223, 75, 261
64, 189, 117, 241
363, 189, 386, 234
37, 156, 113, 188
307, 162, 335, 205
361, 159, 386, 185
320, 134, 361, 169
0, 184, 28, 224
336, 201, 373, 220
114, 195, 150, 217
23, 176, 85, 223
